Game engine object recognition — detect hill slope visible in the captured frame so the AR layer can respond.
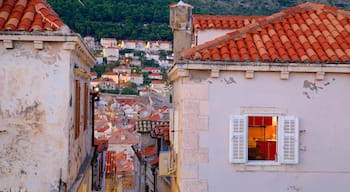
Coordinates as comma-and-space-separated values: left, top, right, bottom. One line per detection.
47, 0, 350, 41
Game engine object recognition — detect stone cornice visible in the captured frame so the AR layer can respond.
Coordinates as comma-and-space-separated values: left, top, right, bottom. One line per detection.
0, 33, 95, 68
169, 60, 350, 81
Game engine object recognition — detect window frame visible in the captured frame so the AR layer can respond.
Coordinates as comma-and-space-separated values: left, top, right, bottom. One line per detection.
83, 83, 89, 131
229, 114, 299, 165
74, 80, 81, 139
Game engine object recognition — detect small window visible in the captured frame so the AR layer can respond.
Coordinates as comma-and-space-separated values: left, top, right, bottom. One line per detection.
229, 115, 299, 164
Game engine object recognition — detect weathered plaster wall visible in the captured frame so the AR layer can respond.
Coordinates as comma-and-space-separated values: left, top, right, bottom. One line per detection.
66, 50, 93, 189
0, 41, 71, 192
174, 70, 350, 192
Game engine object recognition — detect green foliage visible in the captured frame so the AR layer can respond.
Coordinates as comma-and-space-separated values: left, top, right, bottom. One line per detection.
121, 87, 139, 95
92, 64, 106, 77
48, 0, 350, 41
48, 0, 174, 40
142, 59, 159, 67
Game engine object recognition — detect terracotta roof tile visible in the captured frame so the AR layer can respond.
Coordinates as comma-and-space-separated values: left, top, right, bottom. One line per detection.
193, 14, 266, 30
182, 3, 350, 64
106, 151, 117, 175
0, 0, 67, 32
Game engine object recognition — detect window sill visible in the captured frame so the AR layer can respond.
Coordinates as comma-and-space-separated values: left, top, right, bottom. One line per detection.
234, 161, 290, 172
246, 160, 280, 166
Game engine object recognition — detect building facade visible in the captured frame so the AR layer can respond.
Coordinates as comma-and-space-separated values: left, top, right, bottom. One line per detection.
169, 1, 350, 192
0, 1, 96, 191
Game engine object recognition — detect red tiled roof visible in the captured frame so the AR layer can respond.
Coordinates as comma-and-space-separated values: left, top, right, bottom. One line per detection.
193, 14, 265, 30
182, 3, 350, 64
96, 125, 110, 133
0, 0, 66, 32
94, 138, 108, 152
103, 71, 116, 76
106, 151, 117, 175
148, 113, 160, 121
138, 145, 157, 158
108, 128, 138, 145
151, 80, 164, 84
91, 72, 97, 76
150, 157, 159, 165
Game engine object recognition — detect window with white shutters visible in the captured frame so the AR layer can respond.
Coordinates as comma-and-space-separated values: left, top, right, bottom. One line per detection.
230, 114, 299, 165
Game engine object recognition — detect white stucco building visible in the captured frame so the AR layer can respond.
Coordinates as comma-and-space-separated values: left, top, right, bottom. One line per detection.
168, 1, 350, 192
0, 1, 96, 191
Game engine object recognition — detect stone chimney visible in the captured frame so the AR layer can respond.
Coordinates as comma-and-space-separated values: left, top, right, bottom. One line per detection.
169, 1, 193, 60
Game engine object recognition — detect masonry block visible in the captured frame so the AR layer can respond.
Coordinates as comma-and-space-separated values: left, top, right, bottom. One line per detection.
182, 114, 199, 131
180, 164, 199, 179
183, 148, 209, 164
182, 131, 199, 149
199, 101, 209, 116
181, 179, 208, 192
182, 114, 209, 131
198, 116, 209, 131
183, 100, 200, 115
183, 84, 208, 100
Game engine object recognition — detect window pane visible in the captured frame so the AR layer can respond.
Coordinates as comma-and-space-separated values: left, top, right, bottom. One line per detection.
248, 116, 277, 160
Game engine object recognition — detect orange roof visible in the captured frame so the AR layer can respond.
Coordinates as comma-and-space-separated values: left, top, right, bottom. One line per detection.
97, 125, 110, 132
91, 72, 97, 76
94, 138, 108, 152
193, 14, 265, 30
0, 0, 66, 32
151, 80, 164, 84
182, 3, 350, 64
108, 128, 138, 145
106, 151, 117, 175
148, 113, 161, 121
138, 145, 157, 158
103, 71, 116, 76
150, 157, 159, 165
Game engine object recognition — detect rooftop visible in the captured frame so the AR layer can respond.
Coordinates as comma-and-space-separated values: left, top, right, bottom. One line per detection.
193, 14, 265, 30
0, 0, 67, 32
182, 3, 350, 64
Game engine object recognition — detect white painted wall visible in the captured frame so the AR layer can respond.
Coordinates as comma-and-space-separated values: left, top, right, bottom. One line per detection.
196, 29, 234, 45
172, 69, 350, 192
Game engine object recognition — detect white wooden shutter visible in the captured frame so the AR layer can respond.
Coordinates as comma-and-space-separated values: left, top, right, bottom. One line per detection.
279, 116, 299, 164
229, 115, 247, 163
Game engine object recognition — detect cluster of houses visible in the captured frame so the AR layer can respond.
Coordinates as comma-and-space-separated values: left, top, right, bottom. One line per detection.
92, 93, 172, 191
84, 36, 173, 94
84, 36, 174, 69
90, 66, 168, 93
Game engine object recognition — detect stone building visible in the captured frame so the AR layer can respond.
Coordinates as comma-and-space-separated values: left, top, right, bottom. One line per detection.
0, 0, 95, 191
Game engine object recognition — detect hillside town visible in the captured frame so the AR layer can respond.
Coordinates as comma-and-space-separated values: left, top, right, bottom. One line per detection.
2, 0, 350, 192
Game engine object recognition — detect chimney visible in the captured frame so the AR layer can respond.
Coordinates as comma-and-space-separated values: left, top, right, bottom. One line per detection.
169, 1, 193, 60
